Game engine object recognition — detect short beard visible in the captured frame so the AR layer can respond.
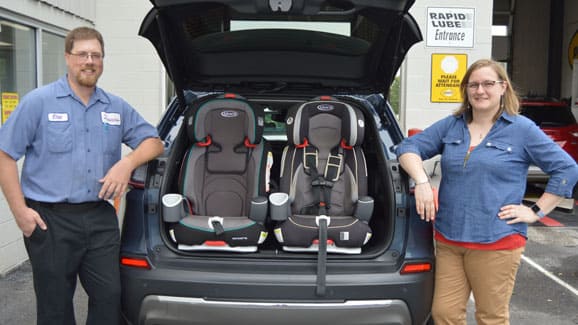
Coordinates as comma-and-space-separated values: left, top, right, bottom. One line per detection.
77, 74, 98, 88
75, 64, 101, 88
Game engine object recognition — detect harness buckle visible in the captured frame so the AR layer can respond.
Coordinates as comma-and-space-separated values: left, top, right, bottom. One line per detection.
311, 177, 333, 188
208, 216, 225, 236
208, 216, 224, 229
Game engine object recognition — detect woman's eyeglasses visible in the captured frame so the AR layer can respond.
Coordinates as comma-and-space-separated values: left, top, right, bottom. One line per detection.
466, 80, 504, 90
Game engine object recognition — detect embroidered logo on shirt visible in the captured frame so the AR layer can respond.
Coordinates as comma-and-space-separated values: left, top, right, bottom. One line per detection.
48, 113, 69, 122
101, 112, 121, 125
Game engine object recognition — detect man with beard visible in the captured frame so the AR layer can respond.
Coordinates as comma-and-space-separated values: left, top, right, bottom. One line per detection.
0, 27, 164, 324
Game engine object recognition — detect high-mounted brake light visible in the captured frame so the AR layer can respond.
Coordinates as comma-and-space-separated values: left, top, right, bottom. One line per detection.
400, 262, 432, 274
121, 257, 151, 269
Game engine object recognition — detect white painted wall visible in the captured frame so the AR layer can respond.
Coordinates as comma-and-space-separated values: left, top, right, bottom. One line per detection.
0, 159, 26, 275
95, 0, 165, 126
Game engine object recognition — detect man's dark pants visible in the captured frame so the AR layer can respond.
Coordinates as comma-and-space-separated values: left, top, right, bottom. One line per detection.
24, 199, 121, 325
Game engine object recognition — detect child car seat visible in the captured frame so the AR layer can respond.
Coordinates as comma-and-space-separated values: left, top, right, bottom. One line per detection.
271, 96, 374, 295
163, 94, 269, 252
272, 96, 373, 254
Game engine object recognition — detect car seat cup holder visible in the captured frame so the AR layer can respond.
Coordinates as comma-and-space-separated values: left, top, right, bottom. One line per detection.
269, 192, 290, 221
250, 196, 268, 223
162, 193, 187, 223
354, 196, 374, 223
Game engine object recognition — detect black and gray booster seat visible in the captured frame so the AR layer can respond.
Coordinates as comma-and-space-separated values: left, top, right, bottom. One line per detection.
163, 94, 269, 252
271, 97, 373, 255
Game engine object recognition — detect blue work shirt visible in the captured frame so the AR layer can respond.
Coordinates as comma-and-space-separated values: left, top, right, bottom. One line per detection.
0, 75, 159, 203
396, 112, 578, 243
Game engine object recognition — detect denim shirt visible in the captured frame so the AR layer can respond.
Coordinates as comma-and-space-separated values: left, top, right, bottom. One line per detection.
0, 75, 159, 203
395, 112, 578, 243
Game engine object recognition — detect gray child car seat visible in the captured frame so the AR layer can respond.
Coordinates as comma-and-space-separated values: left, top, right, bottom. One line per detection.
163, 94, 269, 252
271, 96, 374, 295
272, 96, 373, 254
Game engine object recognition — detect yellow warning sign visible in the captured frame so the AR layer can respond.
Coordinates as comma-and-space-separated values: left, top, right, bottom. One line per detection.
431, 54, 467, 103
1, 92, 19, 124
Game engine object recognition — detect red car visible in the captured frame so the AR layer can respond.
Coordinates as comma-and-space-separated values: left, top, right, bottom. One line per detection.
520, 98, 578, 183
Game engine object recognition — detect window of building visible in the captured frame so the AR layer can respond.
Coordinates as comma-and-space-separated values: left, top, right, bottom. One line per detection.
0, 19, 66, 124
0, 19, 36, 96
42, 31, 66, 85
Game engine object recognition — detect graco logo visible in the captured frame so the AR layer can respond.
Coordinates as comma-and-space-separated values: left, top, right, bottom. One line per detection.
220, 110, 239, 118
317, 104, 334, 111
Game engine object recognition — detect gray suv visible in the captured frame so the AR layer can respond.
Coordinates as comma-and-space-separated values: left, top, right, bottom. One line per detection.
120, 1, 434, 324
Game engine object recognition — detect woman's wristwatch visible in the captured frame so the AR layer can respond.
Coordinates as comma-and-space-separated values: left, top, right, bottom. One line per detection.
530, 203, 546, 218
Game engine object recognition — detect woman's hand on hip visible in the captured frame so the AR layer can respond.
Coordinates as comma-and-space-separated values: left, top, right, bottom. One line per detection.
498, 204, 540, 224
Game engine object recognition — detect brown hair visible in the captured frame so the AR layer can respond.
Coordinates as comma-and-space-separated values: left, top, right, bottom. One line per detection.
454, 59, 520, 123
65, 26, 104, 57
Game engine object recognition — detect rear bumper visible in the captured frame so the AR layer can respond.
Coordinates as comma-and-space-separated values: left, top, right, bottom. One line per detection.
121, 263, 433, 325
137, 296, 411, 325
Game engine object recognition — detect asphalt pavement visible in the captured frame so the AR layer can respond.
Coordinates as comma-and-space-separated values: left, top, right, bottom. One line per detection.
0, 261, 88, 324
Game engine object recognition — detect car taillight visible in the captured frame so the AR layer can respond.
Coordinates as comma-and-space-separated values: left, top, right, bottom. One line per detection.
400, 262, 432, 274
121, 256, 151, 269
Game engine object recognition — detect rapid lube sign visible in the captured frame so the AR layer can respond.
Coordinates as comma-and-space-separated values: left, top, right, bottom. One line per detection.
427, 7, 475, 48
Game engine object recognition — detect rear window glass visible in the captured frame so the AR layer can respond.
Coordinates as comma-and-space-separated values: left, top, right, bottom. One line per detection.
178, 4, 387, 49
520, 104, 576, 127
263, 108, 287, 140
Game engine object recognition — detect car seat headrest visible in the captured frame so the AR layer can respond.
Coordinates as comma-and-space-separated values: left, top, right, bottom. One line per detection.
285, 98, 365, 147
186, 95, 264, 145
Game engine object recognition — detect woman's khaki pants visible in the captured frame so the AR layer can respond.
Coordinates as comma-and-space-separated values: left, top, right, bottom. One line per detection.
431, 240, 525, 325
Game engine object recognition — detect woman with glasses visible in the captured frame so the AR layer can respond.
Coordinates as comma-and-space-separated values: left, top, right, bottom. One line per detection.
395, 58, 578, 325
